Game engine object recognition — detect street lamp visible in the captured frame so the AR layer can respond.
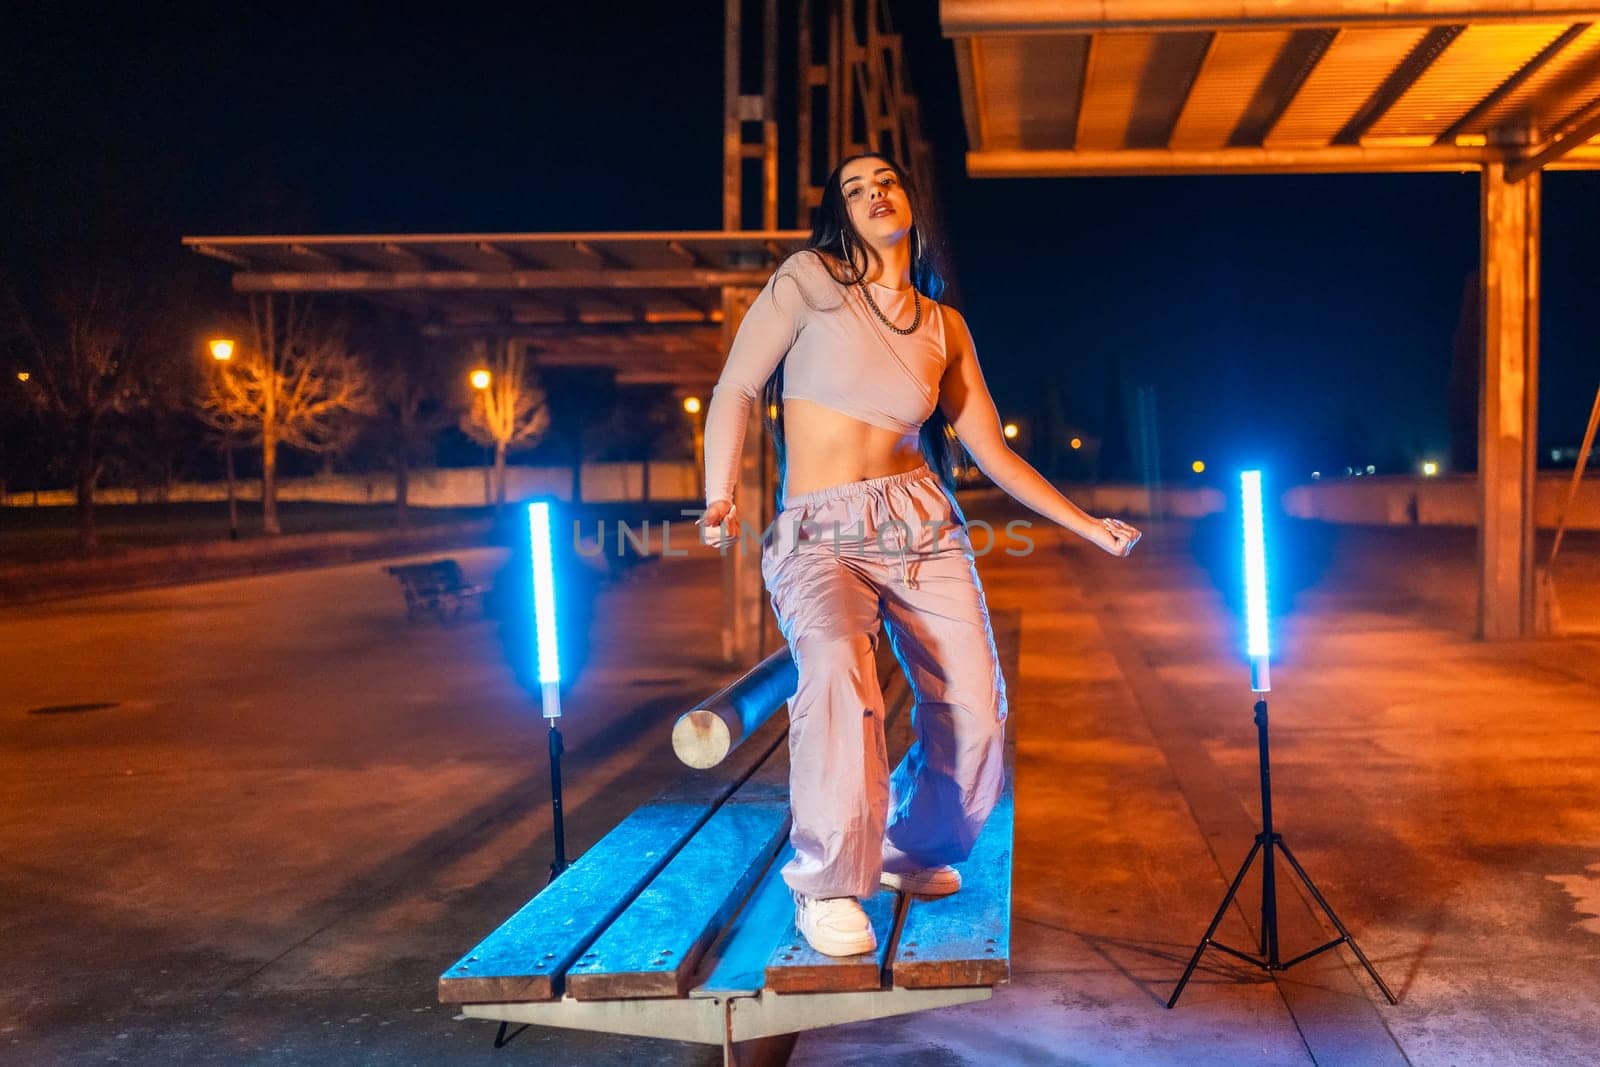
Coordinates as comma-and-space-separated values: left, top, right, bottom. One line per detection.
469, 368, 494, 506
207, 337, 240, 540
1192, 460, 1206, 474
1002, 422, 1019, 440
683, 395, 705, 498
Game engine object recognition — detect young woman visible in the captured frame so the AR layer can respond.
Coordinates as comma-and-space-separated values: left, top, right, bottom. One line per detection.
698, 153, 1140, 957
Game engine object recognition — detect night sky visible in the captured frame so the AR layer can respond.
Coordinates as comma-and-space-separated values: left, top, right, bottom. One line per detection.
7, 2, 1597, 481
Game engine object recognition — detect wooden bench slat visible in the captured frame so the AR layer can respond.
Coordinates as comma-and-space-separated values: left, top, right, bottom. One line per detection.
437, 712, 789, 1004
888, 788, 1013, 988
763, 888, 903, 994
690, 843, 800, 998
565, 761, 792, 999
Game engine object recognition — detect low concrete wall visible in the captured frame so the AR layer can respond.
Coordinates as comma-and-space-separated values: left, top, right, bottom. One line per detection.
1283, 473, 1600, 530
1, 462, 702, 509
5, 466, 1228, 519
0, 521, 494, 605
29, 464, 1593, 531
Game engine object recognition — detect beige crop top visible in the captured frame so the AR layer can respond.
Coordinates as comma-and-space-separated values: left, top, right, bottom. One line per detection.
702, 250, 948, 506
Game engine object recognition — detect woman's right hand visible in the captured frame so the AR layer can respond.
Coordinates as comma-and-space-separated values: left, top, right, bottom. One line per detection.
699, 499, 741, 548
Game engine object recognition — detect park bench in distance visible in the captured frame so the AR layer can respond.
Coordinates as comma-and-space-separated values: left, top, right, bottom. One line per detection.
383, 559, 487, 626
438, 608, 1020, 1065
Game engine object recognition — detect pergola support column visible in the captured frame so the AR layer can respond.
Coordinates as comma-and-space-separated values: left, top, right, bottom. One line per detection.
719, 286, 776, 666
1478, 161, 1540, 640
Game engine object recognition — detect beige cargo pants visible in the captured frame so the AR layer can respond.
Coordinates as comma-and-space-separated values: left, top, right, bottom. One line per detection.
761, 462, 1009, 899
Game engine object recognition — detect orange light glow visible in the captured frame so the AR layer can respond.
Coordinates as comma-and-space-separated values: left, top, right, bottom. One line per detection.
1003, 422, 1019, 439
469, 369, 492, 390
683, 396, 702, 414
209, 338, 235, 362
1070, 437, 1082, 450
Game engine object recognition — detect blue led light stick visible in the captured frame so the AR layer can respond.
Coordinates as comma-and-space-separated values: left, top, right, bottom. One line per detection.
1240, 470, 1271, 693
1167, 471, 1395, 1009
527, 501, 568, 878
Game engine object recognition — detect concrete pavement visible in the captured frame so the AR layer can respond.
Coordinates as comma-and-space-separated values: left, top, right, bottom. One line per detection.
792, 509, 1600, 1066
2, 506, 1598, 1064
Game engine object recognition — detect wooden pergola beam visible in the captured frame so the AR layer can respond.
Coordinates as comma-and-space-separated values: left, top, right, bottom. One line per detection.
230, 269, 781, 293
1506, 93, 1600, 178
966, 142, 1600, 175
942, 1, 1600, 34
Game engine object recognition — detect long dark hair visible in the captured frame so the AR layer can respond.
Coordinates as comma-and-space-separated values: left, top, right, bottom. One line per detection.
760, 152, 964, 513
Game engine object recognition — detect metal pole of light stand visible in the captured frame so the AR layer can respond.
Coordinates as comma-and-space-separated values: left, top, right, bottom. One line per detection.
544, 681, 567, 882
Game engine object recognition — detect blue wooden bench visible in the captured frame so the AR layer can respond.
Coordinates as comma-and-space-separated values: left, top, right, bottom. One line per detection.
439, 609, 1020, 1064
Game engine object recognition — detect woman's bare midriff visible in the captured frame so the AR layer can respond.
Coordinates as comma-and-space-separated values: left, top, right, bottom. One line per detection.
781, 396, 927, 498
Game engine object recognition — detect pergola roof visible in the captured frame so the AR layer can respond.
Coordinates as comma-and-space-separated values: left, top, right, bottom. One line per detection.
182, 229, 810, 326
941, 1, 1600, 176
183, 230, 811, 389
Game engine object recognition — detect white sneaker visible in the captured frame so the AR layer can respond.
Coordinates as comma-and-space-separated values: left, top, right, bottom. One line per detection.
880, 865, 962, 897
793, 892, 877, 957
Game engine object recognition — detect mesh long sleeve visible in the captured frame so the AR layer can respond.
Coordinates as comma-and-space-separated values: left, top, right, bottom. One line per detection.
701, 258, 811, 507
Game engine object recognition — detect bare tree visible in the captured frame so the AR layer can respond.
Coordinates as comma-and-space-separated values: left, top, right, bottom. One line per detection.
359, 315, 455, 528
1, 263, 179, 549
200, 293, 374, 535
596, 385, 685, 501
461, 338, 551, 507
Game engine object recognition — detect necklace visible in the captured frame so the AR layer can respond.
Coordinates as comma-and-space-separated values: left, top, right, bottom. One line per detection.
858, 281, 922, 335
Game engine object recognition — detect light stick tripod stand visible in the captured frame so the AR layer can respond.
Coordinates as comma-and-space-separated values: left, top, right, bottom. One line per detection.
1167, 695, 1397, 1009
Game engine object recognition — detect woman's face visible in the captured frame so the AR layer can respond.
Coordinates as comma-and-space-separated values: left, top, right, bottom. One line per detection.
840, 157, 913, 249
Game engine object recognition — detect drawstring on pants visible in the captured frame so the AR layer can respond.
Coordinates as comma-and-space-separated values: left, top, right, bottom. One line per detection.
891, 518, 917, 589
865, 482, 918, 590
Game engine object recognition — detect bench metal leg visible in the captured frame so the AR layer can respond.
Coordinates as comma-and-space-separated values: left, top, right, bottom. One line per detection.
492, 1020, 528, 1049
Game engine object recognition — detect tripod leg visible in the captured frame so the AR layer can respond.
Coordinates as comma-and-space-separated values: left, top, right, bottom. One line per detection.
1167, 837, 1264, 1009
1261, 834, 1280, 966
1276, 840, 1398, 1005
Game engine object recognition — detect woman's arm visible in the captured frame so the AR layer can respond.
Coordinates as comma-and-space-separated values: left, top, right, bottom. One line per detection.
701, 259, 810, 509
936, 304, 1139, 556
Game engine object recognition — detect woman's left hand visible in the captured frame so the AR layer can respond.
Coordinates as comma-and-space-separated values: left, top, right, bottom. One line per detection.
1090, 516, 1142, 557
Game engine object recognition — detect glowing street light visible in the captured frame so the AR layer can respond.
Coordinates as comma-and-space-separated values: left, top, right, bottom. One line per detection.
1192, 460, 1206, 474
204, 338, 240, 539
1422, 460, 1439, 477
1070, 437, 1082, 450
1002, 422, 1019, 439
683, 396, 706, 498
16, 371, 29, 383
469, 368, 492, 391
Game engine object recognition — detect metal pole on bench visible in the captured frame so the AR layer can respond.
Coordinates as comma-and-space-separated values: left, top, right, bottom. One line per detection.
528, 500, 569, 880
